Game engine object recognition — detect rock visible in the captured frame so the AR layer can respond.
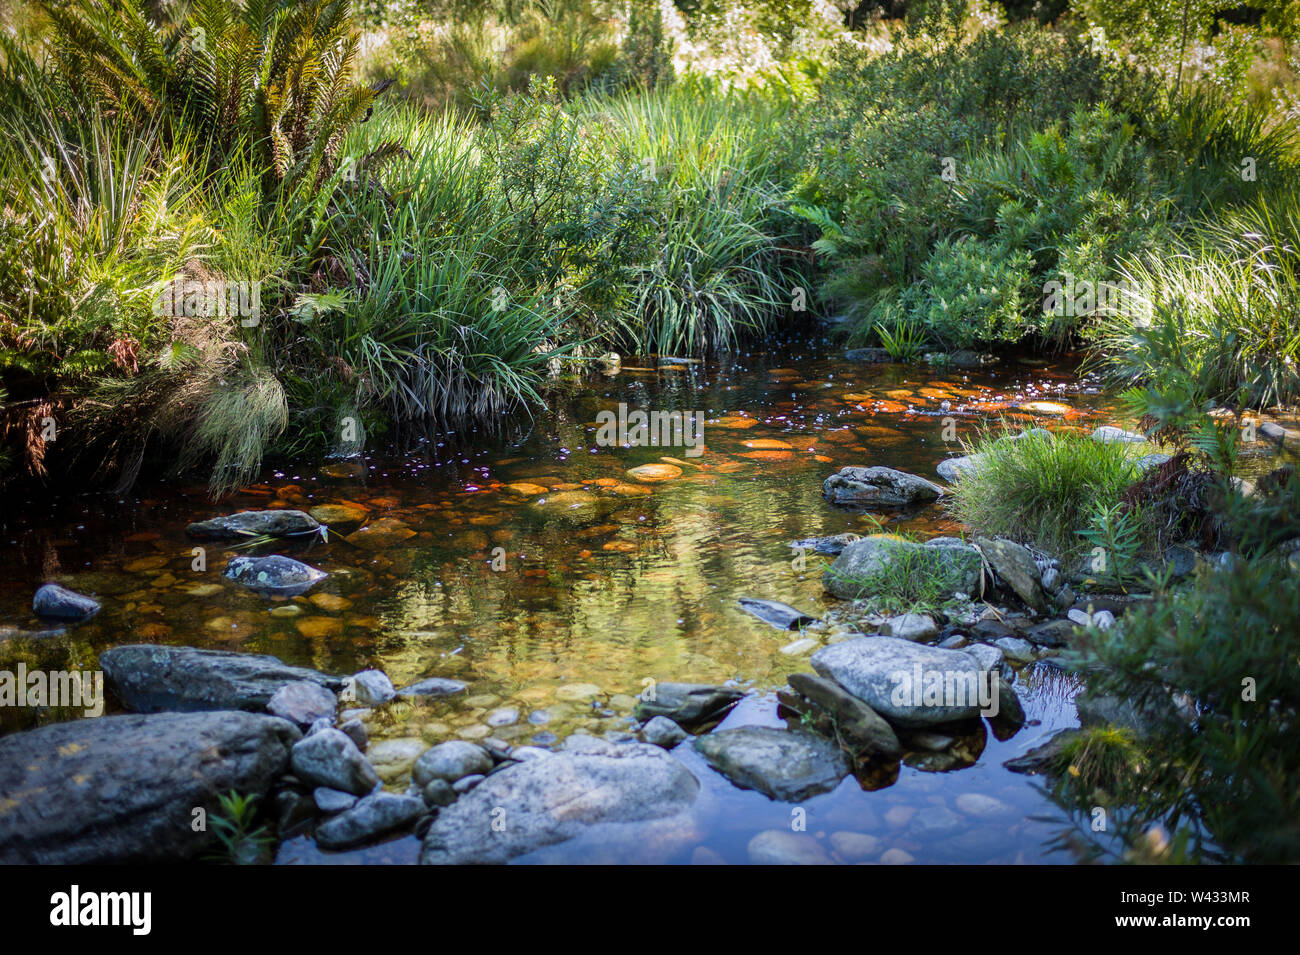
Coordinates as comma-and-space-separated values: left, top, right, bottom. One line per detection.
338, 718, 368, 751
993, 636, 1035, 664
1091, 425, 1145, 444
508, 745, 555, 762
746, 830, 833, 865
452, 774, 484, 794
936, 455, 982, 483
962, 643, 1004, 673
555, 682, 602, 702
886, 612, 938, 641
625, 463, 682, 483
223, 554, 327, 597
633, 682, 745, 728
1054, 583, 1075, 609
823, 535, 982, 601
942, 350, 997, 368
486, 707, 519, 727
290, 728, 378, 796
315, 792, 425, 850
32, 583, 100, 622
267, 680, 338, 727
412, 741, 493, 786
1004, 728, 1083, 774
187, 509, 321, 539
737, 597, 821, 631
1075, 689, 1178, 735
693, 726, 850, 801
787, 672, 901, 758
955, 792, 1014, 818
1040, 566, 1062, 593
640, 715, 688, 748
830, 831, 882, 862
350, 669, 396, 705
420, 737, 699, 864
780, 637, 821, 656
975, 537, 1047, 610
938, 634, 967, 649
345, 517, 416, 550
1024, 619, 1077, 647
789, 533, 860, 556
1135, 452, 1172, 471
366, 738, 429, 783
397, 677, 467, 699
99, 645, 342, 714
811, 636, 989, 726
314, 787, 358, 814
422, 779, 456, 807
844, 347, 892, 363
0, 711, 297, 863
881, 847, 915, 864
823, 466, 944, 507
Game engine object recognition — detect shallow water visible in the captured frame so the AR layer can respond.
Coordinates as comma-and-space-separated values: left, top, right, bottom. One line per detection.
1, 338, 1125, 863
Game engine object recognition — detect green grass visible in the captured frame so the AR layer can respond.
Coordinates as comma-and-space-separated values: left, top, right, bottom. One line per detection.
947, 428, 1144, 561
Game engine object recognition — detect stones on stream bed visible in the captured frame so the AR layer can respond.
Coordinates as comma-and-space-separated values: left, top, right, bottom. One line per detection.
291, 727, 379, 795
31, 582, 100, 622
413, 740, 495, 785
737, 597, 821, 631
100, 644, 344, 713
224, 554, 328, 597
975, 537, 1048, 611
186, 508, 322, 539
315, 792, 427, 850
693, 726, 850, 801
267, 680, 339, 728
639, 715, 688, 748
420, 736, 700, 864
0, 711, 298, 863
822, 466, 945, 507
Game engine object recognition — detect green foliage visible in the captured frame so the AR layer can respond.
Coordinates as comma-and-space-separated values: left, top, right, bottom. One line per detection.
1077, 500, 1145, 591
205, 790, 274, 865
948, 427, 1144, 559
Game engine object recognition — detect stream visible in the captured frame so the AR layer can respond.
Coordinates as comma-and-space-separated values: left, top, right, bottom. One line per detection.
0, 337, 1127, 864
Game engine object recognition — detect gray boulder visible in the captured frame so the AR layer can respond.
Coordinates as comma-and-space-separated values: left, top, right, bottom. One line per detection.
224, 554, 327, 597
0, 711, 297, 863
350, 669, 396, 705
823, 535, 982, 601
290, 728, 378, 795
100, 645, 343, 714
32, 583, 100, 622
787, 672, 901, 758
976, 537, 1047, 610
823, 466, 944, 507
187, 509, 321, 539
315, 792, 425, 849
640, 715, 688, 749
412, 741, 493, 786
267, 681, 338, 727
421, 736, 699, 864
693, 726, 850, 801
811, 636, 989, 726
936, 455, 982, 483
632, 682, 745, 728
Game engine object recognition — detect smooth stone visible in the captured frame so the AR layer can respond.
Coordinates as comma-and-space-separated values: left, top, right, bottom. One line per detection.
830, 831, 882, 862
315, 792, 425, 850
746, 830, 833, 865
780, 637, 820, 656
822, 466, 944, 507
887, 612, 938, 641
640, 715, 688, 748
338, 719, 368, 750
32, 583, 100, 622
420, 737, 699, 865
1024, 619, 1077, 647
0, 712, 297, 863
823, 535, 982, 601
422, 779, 457, 807
508, 745, 555, 761
811, 636, 987, 726
290, 728, 378, 796
955, 792, 1014, 818
186, 509, 320, 539
975, 537, 1047, 610
223, 554, 327, 597
99, 645, 342, 714
693, 726, 850, 802
993, 636, 1035, 664
412, 741, 493, 786
486, 707, 519, 727
737, 597, 821, 631
452, 774, 485, 794
962, 643, 1004, 673
632, 682, 745, 728
1040, 566, 1062, 593
267, 681, 338, 727
1092, 425, 1145, 443
350, 669, 396, 705
936, 454, 981, 483
366, 738, 429, 782
398, 677, 468, 699
555, 682, 602, 702
881, 848, 916, 864
313, 787, 358, 814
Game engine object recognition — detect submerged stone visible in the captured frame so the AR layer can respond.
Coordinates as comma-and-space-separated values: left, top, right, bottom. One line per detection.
187, 509, 321, 539
737, 597, 821, 631
32, 583, 100, 622
224, 554, 328, 597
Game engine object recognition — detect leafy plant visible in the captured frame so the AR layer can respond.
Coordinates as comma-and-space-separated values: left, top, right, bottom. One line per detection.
205, 790, 274, 865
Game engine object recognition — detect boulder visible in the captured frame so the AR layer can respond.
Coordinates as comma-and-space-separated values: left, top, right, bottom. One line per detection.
693, 726, 850, 801
975, 537, 1047, 611
100, 645, 343, 714
32, 583, 100, 622
1091, 425, 1145, 444
640, 715, 688, 749
187, 509, 321, 539
420, 736, 699, 864
823, 466, 944, 507
267, 680, 338, 727
0, 711, 297, 863
315, 792, 426, 850
787, 672, 900, 758
811, 636, 990, 726
412, 741, 493, 786
223, 554, 327, 597
290, 728, 378, 795
633, 682, 744, 728
823, 535, 982, 601
936, 455, 982, 483
886, 612, 938, 641
350, 669, 396, 705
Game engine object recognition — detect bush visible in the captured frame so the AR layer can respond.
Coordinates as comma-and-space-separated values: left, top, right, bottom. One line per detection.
947, 427, 1144, 559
